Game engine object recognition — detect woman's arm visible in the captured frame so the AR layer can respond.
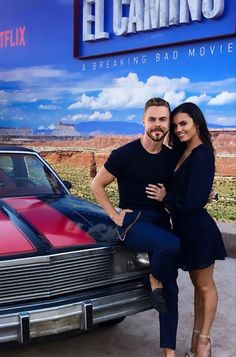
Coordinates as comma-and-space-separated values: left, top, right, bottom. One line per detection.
146, 146, 215, 214
163, 146, 215, 213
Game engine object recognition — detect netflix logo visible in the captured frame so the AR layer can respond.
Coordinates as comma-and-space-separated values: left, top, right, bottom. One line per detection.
0, 26, 26, 48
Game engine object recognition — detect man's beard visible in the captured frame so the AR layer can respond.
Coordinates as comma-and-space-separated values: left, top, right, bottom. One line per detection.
146, 128, 168, 142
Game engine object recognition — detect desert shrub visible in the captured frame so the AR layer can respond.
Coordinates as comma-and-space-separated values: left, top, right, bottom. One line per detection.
51, 163, 235, 223
207, 176, 235, 222
51, 163, 119, 206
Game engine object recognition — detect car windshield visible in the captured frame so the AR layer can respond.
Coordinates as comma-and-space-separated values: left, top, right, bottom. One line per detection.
0, 152, 67, 197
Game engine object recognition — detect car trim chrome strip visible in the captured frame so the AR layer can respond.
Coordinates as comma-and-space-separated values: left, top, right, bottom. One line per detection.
18, 312, 30, 343
0, 246, 111, 267
0, 287, 151, 343
81, 301, 93, 330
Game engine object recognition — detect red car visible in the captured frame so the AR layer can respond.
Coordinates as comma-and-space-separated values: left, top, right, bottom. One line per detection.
0, 145, 151, 344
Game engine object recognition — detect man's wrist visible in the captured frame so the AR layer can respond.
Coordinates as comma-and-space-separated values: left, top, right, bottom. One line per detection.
109, 211, 118, 220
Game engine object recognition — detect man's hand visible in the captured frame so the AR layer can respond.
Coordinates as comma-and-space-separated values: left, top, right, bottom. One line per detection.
146, 183, 166, 202
111, 209, 133, 226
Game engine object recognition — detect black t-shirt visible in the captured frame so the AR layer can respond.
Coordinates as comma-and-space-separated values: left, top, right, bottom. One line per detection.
104, 139, 180, 210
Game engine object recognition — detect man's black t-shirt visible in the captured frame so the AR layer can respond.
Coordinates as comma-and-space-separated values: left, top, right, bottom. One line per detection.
104, 139, 180, 210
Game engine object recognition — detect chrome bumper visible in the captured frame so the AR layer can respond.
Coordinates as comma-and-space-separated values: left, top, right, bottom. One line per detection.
0, 286, 152, 344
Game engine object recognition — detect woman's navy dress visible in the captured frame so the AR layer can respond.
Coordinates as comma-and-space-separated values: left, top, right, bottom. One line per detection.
163, 144, 227, 271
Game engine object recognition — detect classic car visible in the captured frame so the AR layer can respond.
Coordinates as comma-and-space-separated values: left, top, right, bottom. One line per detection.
0, 145, 151, 344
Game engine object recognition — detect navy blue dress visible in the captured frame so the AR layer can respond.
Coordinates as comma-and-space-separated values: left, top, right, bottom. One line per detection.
163, 144, 227, 271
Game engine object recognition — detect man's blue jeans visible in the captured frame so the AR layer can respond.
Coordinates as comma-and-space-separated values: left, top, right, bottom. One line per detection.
119, 209, 181, 350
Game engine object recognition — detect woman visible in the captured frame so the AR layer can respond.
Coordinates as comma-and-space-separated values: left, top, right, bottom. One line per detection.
146, 102, 227, 357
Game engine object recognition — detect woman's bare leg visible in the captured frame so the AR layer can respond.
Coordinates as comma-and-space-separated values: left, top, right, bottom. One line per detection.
188, 274, 204, 354
190, 264, 217, 357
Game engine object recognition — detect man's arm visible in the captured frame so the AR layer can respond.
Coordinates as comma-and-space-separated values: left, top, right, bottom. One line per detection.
91, 166, 131, 226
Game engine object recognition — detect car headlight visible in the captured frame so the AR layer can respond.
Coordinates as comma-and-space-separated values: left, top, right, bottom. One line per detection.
126, 252, 150, 272
113, 248, 150, 274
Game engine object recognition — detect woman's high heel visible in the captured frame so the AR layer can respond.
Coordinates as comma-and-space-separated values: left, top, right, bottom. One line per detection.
185, 329, 200, 357
197, 334, 212, 357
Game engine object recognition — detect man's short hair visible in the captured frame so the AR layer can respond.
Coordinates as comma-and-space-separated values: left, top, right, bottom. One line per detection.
144, 97, 170, 114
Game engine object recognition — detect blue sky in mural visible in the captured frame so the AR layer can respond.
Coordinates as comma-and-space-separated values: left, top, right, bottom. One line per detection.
0, 0, 235, 131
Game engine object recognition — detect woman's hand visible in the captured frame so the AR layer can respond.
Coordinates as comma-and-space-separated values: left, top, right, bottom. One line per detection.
208, 189, 219, 203
146, 183, 166, 202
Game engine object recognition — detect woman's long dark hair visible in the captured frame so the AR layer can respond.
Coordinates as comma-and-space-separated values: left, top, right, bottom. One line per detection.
169, 102, 214, 156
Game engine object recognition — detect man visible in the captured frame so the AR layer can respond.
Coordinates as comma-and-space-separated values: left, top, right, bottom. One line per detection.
91, 98, 181, 357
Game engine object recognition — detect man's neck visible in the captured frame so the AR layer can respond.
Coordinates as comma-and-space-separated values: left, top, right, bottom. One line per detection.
140, 136, 163, 154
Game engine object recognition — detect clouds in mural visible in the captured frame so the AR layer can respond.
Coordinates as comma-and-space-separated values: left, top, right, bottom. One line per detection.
68, 73, 189, 110
208, 91, 236, 106
0, 52, 235, 127
63, 111, 113, 122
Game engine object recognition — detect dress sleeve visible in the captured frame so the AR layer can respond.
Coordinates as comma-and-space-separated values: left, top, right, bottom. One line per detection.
163, 145, 215, 214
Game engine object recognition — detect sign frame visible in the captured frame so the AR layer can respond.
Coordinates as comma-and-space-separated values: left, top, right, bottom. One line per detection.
74, 0, 236, 59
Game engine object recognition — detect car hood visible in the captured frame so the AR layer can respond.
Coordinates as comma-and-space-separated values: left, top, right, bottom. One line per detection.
0, 195, 119, 258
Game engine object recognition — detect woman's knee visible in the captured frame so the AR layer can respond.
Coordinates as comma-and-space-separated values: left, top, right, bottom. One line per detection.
192, 279, 216, 293
196, 284, 217, 297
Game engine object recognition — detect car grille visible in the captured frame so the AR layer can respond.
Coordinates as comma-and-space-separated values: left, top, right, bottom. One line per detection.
0, 247, 113, 304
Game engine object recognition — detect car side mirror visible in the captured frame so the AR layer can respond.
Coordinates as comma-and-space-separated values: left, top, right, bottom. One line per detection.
63, 180, 72, 190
